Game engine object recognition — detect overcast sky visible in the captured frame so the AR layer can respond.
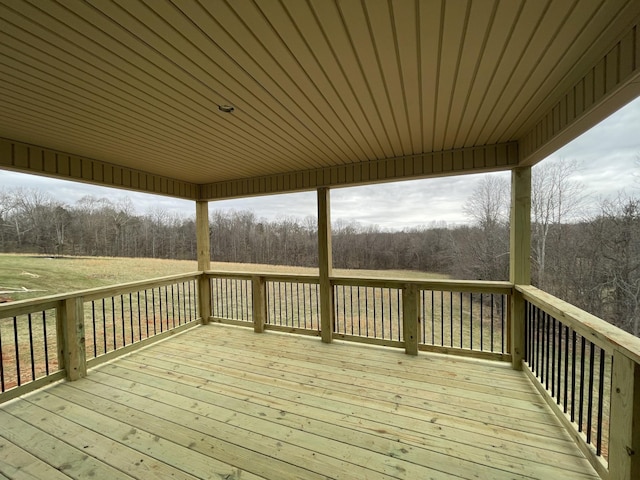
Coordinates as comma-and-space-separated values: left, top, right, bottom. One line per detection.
1, 96, 639, 230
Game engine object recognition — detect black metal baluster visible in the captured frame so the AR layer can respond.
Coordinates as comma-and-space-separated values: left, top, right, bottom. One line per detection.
501, 294, 505, 353
490, 294, 494, 352
596, 348, 605, 455
120, 294, 126, 345
137, 291, 142, 340
129, 293, 134, 344
111, 296, 117, 349
563, 324, 569, 413
13, 316, 20, 386
470, 293, 473, 350
27, 313, 35, 381
450, 291, 454, 347
144, 290, 150, 339
556, 320, 562, 404
171, 285, 176, 328
480, 293, 484, 351
578, 336, 586, 432
91, 300, 97, 357
551, 316, 556, 396
357, 287, 361, 336
102, 298, 107, 354
571, 329, 577, 422
440, 291, 444, 346
381, 288, 385, 340
42, 311, 49, 375
586, 342, 595, 444
151, 289, 157, 335
431, 291, 435, 345
460, 292, 463, 348
0, 321, 5, 391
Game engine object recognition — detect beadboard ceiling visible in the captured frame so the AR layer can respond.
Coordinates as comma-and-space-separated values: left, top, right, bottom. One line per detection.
1, 0, 639, 199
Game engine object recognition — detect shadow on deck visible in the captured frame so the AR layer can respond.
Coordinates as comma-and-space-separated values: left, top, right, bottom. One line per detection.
0, 324, 598, 479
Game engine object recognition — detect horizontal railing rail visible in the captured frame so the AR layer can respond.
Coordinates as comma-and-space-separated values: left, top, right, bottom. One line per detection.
0, 272, 201, 403
518, 285, 640, 480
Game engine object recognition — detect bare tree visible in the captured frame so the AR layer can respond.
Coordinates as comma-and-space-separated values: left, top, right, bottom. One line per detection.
531, 159, 584, 289
462, 175, 510, 280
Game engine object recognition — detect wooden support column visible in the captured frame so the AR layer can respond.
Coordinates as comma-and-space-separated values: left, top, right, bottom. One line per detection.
58, 296, 86, 381
196, 200, 211, 325
252, 276, 267, 333
402, 284, 419, 355
317, 188, 333, 343
510, 167, 531, 370
609, 351, 640, 480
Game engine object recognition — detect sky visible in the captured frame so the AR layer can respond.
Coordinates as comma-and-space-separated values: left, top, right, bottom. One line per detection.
1, 96, 639, 230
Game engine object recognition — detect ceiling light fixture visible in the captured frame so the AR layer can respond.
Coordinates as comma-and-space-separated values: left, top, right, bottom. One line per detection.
218, 105, 235, 113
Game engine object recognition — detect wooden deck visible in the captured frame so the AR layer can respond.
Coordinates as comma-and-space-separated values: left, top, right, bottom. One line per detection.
0, 324, 599, 480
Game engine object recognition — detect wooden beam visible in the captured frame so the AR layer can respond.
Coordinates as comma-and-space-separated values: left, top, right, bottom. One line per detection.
199, 143, 518, 200
196, 200, 211, 325
402, 284, 419, 355
609, 351, 640, 480
58, 296, 86, 381
317, 188, 333, 343
510, 167, 531, 370
0, 138, 198, 200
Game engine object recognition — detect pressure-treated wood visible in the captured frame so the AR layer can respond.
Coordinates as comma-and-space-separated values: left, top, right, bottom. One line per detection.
196, 200, 211, 325
510, 166, 531, 370
317, 187, 333, 343
0, 324, 600, 479
402, 284, 419, 355
252, 275, 267, 333
59, 296, 86, 381
609, 351, 640, 480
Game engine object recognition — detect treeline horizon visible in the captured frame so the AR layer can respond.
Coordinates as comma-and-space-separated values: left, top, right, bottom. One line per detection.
1, 169, 639, 336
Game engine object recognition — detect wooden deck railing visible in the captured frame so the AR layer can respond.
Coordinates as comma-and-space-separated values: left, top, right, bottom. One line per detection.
1, 269, 639, 479
206, 271, 512, 361
518, 285, 640, 480
0, 272, 200, 403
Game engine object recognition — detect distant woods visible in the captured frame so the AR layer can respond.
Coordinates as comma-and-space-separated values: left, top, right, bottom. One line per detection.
0, 160, 639, 336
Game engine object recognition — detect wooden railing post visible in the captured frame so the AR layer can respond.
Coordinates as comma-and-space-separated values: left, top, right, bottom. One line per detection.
317, 188, 333, 343
510, 167, 531, 370
609, 351, 640, 480
196, 200, 211, 325
57, 296, 86, 381
402, 284, 419, 355
252, 276, 267, 333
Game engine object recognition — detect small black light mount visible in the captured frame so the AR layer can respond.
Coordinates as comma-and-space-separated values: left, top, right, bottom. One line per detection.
218, 105, 235, 113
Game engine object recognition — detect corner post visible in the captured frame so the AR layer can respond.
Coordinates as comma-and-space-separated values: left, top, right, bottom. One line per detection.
196, 200, 211, 325
609, 351, 640, 480
402, 284, 419, 355
317, 188, 333, 343
252, 276, 267, 333
510, 166, 531, 370
58, 296, 86, 381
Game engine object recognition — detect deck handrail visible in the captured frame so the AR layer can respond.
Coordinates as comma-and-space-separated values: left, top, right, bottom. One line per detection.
0, 272, 202, 402
517, 284, 640, 480
517, 285, 640, 363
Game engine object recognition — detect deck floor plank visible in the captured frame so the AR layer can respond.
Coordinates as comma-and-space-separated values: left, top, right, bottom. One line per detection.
0, 324, 600, 479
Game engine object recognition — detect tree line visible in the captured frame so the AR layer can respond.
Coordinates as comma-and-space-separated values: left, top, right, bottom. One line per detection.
0, 161, 638, 336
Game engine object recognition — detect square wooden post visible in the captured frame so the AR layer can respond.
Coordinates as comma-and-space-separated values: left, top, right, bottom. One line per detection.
317, 188, 333, 343
510, 167, 531, 370
196, 200, 211, 325
252, 276, 267, 333
58, 296, 86, 381
402, 284, 419, 355
609, 351, 640, 480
